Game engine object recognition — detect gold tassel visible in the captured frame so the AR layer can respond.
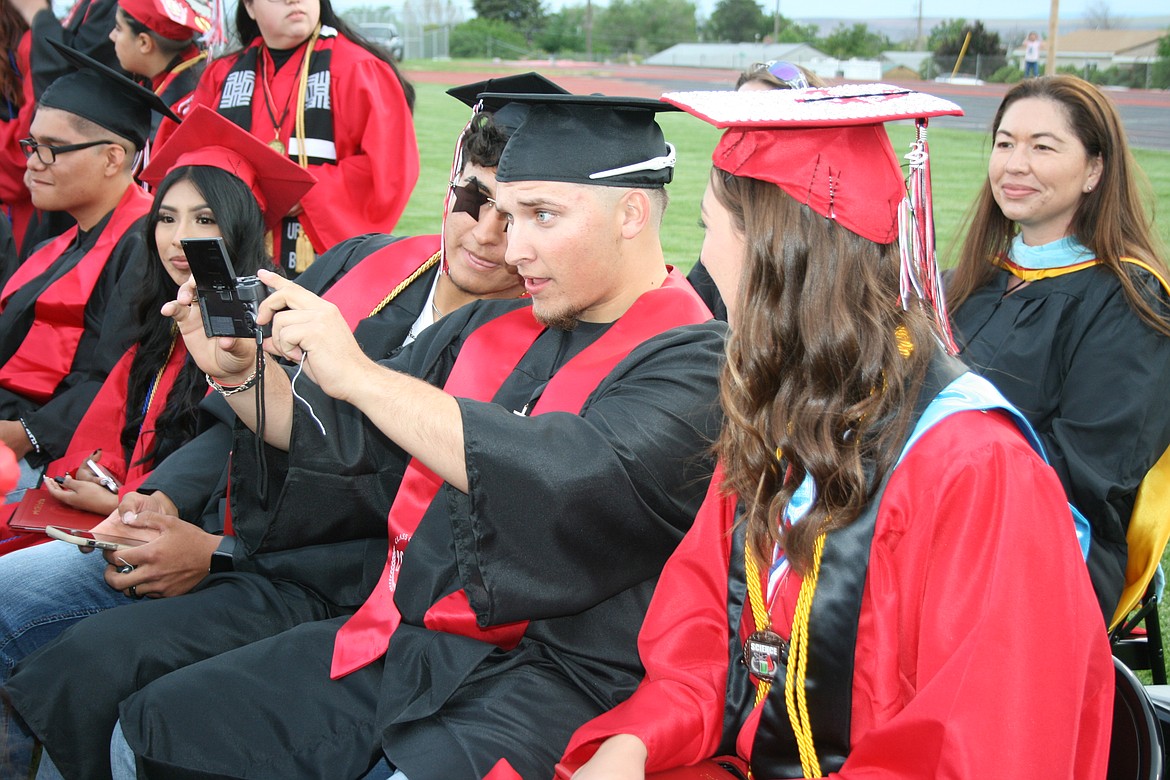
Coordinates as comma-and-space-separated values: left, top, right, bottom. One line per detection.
264, 230, 274, 260
294, 225, 315, 273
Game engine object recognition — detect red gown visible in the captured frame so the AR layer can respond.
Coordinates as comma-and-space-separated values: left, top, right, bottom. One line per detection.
154, 33, 418, 254
0, 30, 35, 251
560, 410, 1113, 779
46, 337, 190, 494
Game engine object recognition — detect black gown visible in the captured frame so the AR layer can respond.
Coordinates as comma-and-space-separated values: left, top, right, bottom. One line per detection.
951, 263, 1170, 618
5, 294, 725, 780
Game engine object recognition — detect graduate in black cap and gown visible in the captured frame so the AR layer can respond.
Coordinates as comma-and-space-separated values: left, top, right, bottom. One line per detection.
61, 92, 726, 780
0, 40, 177, 498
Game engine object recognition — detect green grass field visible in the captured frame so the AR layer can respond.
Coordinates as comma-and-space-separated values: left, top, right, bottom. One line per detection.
395, 81, 1170, 273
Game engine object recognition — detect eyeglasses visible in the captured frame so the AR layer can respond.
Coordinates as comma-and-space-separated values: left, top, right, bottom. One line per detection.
19, 138, 120, 165
449, 179, 498, 222
752, 61, 811, 90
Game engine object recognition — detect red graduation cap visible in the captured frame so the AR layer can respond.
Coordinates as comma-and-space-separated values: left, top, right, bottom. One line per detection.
663, 84, 965, 350
140, 105, 317, 231
118, 0, 210, 41
662, 84, 962, 244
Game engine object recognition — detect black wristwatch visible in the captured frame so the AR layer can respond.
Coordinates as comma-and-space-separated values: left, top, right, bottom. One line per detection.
209, 535, 236, 574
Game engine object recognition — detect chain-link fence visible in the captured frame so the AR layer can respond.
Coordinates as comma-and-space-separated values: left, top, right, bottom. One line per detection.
922, 53, 1010, 81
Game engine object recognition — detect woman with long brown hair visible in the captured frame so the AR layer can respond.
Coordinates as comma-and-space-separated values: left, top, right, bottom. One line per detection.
948, 74, 1170, 621
558, 85, 1112, 780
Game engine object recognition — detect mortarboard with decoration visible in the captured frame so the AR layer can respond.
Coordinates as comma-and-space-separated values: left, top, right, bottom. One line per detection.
139, 105, 317, 231
480, 93, 680, 189
118, 0, 211, 41
40, 38, 179, 150
661, 84, 964, 350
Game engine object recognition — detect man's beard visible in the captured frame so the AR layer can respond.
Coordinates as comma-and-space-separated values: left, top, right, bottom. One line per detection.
533, 304, 581, 332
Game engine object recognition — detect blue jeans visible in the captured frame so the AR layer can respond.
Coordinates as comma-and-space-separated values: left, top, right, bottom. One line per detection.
1024, 60, 1040, 77
4, 457, 43, 503
109, 722, 401, 780
1, 541, 128, 776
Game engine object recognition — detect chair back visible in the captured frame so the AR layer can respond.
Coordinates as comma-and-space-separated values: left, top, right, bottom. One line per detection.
1111, 445, 1170, 631
1109, 656, 1165, 780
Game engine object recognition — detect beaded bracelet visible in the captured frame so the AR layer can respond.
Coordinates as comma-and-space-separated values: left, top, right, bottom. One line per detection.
206, 356, 264, 397
18, 417, 40, 454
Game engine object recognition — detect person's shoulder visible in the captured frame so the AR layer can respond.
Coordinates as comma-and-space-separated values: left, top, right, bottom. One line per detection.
900, 408, 1042, 481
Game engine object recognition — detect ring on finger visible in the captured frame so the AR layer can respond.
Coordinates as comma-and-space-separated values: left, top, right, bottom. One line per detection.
128, 584, 141, 599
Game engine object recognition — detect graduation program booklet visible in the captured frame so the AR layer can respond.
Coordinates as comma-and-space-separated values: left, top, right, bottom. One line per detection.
8, 487, 103, 532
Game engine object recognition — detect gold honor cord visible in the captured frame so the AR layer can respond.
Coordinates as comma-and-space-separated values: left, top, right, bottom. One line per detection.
743, 529, 826, 779
142, 325, 179, 418
784, 532, 825, 779
292, 25, 322, 273
368, 251, 441, 317
159, 51, 206, 87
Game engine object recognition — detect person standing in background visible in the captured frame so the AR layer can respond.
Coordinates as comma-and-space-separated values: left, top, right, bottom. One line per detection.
152, 0, 418, 277
1023, 31, 1042, 78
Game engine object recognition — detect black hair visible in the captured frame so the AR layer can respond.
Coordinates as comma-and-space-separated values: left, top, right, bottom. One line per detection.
123, 166, 271, 466
461, 110, 509, 169
120, 7, 197, 58
233, 0, 414, 111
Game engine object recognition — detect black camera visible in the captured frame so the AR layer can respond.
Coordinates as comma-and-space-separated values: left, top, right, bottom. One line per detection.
181, 237, 270, 339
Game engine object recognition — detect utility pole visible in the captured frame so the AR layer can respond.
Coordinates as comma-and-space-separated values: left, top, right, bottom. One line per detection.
1046, 0, 1059, 75
585, 0, 593, 61
916, 0, 924, 50
774, 0, 780, 41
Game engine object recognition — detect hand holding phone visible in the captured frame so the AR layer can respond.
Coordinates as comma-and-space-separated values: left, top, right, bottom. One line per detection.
45, 526, 147, 551
84, 458, 119, 494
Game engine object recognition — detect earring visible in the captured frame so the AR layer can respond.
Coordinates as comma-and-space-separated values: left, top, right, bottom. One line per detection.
1085, 185, 1094, 193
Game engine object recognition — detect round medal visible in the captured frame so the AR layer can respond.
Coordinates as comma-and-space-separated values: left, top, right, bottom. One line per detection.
268, 138, 286, 155
743, 629, 789, 681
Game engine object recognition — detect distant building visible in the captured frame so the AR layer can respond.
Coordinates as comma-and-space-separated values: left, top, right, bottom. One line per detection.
1010, 29, 1167, 71
881, 50, 932, 80
645, 42, 828, 71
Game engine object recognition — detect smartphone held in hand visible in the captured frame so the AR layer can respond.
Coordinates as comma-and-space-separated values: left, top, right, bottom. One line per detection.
45, 526, 147, 552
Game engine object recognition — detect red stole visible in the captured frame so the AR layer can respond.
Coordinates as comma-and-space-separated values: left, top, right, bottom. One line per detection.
320, 235, 441, 329
47, 337, 189, 492
0, 186, 152, 404
330, 269, 713, 678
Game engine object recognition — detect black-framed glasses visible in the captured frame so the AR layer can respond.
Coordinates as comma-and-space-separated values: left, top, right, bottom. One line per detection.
449, 179, 498, 222
752, 61, 811, 90
19, 138, 119, 165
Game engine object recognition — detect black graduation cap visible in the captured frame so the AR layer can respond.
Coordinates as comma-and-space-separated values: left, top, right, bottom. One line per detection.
482, 94, 679, 188
39, 38, 179, 150
446, 72, 569, 136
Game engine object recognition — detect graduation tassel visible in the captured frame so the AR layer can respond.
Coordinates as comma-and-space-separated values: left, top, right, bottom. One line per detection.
289, 26, 321, 275
294, 226, 315, 274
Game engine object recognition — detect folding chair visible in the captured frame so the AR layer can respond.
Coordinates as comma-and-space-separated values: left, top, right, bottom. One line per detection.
1109, 656, 1164, 780
1111, 447, 1170, 685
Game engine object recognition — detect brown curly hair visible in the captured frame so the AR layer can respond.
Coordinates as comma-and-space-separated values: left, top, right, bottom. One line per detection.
710, 168, 936, 572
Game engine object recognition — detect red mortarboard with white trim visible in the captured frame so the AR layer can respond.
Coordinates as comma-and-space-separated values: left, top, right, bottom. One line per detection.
139, 105, 317, 231
661, 84, 964, 350
118, 0, 211, 41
